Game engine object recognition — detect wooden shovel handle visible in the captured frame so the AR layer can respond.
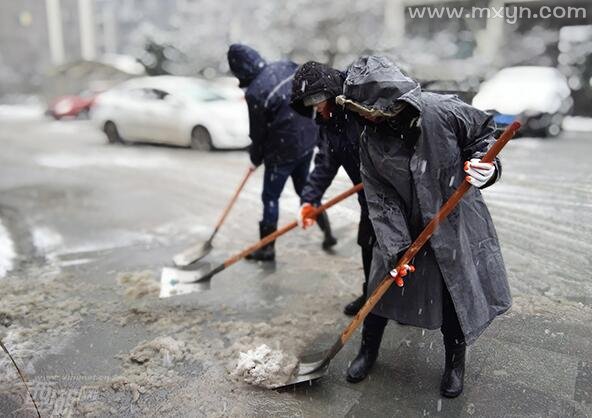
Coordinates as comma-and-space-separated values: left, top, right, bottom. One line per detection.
214, 166, 255, 231
223, 183, 364, 268
335, 121, 521, 352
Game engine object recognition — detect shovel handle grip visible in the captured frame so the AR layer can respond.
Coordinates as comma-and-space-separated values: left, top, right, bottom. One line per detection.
214, 166, 255, 231
224, 221, 299, 267
316, 183, 364, 214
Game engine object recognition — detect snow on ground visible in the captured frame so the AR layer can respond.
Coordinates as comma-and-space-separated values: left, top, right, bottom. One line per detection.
0, 218, 16, 278
0, 104, 44, 121
32, 226, 63, 255
35, 151, 179, 170
563, 116, 592, 132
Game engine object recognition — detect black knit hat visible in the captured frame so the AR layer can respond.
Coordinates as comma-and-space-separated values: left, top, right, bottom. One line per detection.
291, 61, 345, 117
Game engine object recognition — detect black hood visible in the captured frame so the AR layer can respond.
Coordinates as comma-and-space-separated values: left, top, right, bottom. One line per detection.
291, 61, 345, 117
227, 44, 267, 88
343, 56, 422, 113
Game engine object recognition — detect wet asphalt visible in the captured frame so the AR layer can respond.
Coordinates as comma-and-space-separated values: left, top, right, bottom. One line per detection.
1, 116, 591, 417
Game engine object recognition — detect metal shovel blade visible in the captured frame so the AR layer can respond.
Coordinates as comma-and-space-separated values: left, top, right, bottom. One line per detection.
159, 263, 213, 298
173, 240, 213, 267
269, 352, 330, 389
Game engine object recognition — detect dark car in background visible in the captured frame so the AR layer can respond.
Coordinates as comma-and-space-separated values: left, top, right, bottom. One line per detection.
472, 66, 573, 137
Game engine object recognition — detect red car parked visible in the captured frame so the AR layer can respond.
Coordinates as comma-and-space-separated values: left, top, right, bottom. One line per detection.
47, 90, 97, 119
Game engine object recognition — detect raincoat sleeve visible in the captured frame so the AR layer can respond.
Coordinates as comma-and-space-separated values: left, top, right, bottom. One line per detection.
300, 130, 340, 205
360, 143, 412, 269
448, 99, 503, 189
245, 94, 267, 166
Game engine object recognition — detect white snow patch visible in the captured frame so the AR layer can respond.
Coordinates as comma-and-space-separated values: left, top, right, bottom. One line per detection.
232, 344, 297, 389
0, 104, 44, 121
0, 219, 16, 278
563, 116, 592, 132
32, 226, 63, 254
58, 258, 94, 267
35, 153, 177, 170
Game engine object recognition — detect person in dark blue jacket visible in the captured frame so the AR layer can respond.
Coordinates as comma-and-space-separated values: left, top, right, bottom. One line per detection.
291, 61, 375, 316
227, 44, 337, 261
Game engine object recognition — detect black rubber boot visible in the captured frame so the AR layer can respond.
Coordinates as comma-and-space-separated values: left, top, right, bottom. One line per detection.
344, 281, 367, 316
440, 340, 466, 398
316, 211, 337, 250
246, 222, 276, 262
346, 314, 387, 383
343, 294, 365, 316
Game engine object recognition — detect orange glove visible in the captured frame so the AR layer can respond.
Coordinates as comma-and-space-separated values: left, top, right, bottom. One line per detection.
298, 203, 317, 229
389, 264, 415, 287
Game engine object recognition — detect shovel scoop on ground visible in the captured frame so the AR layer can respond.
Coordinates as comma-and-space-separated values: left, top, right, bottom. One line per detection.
268, 351, 331, 389
159, 263, 213, 298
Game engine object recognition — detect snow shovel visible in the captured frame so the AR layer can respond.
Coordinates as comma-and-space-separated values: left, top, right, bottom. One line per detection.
160, 183, 364, 297
273, 121, 522, 389
173, 166, 255, 267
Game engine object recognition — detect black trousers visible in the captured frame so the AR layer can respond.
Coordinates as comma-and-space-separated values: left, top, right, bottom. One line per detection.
364, 280, 465, 346
359, 210, 375, 297
361, 244, 373, 295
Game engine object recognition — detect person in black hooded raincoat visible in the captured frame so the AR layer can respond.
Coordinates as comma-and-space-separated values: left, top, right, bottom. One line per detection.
290, 61, 375, 316
227, 44, 337, 261
338, 56, 512, 398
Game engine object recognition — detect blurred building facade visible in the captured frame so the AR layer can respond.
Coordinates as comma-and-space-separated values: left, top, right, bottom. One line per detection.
0, 0, 590, 113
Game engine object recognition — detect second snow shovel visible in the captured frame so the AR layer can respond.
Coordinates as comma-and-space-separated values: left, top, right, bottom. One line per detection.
272, 121, 522, 389
160, 183, 364, 297
173, 166, 255, 267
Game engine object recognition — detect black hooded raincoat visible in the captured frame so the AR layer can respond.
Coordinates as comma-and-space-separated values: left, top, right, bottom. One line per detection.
344, 56, 511, 344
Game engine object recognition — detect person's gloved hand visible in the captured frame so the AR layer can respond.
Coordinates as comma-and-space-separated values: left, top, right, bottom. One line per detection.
464, 158, 495, 187
298, 203, 317, 229
389, 264, 415, 280
389, 263, 415, 287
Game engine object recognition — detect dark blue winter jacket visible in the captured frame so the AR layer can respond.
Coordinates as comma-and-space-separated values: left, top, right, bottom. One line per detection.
300, 107, 367, 212
227, 44, 317, 166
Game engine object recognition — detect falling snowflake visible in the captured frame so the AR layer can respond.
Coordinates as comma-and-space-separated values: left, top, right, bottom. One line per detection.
419, 160, 427, 173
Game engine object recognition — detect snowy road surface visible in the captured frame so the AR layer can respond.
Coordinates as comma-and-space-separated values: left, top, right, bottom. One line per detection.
0, 117, 591, 417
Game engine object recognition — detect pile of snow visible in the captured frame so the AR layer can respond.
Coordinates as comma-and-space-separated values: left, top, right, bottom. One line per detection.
232, 344, 298, 389
129, 336, 185, 366
117, 271, 160, 299
101, 54, 146, 76
0, 219, 16, 278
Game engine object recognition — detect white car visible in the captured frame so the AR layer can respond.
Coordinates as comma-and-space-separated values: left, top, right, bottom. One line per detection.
91, 76, 250, 150
472, 66, 572, 137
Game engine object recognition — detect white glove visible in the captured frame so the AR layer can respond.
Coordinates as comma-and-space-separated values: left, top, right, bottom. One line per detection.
464, 158, 495, 187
